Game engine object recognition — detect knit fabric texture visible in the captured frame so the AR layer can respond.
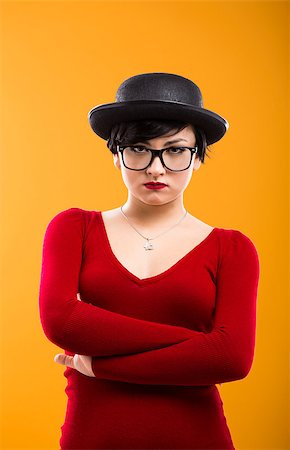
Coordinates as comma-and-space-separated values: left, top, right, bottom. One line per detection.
39, 208, 260, 449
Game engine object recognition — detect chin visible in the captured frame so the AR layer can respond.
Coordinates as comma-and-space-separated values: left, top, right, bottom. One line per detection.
140, 197, 173, 206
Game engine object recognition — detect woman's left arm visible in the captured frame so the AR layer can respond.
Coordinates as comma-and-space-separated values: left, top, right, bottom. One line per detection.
88, 230, 260, 386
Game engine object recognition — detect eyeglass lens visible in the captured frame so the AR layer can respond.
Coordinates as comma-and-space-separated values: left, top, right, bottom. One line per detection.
122, 146, 193, 171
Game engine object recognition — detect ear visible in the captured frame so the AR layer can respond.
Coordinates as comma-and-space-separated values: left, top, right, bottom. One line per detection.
193, 156, 201, 171
113, 153, 121, 170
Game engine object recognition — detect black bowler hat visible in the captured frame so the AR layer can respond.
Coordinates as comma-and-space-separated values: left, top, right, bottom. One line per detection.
88, 72, 229, 145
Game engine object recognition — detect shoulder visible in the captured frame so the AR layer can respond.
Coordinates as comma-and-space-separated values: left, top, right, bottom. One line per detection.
44, 207, 101, 236
45, 207, 85, 228
48, 207, 84, 221
219, 228, 258, 251
47, 207, 103, 222
217, 227, 260, 273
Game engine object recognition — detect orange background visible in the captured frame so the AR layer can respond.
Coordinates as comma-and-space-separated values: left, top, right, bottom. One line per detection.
1, 1, 289, 449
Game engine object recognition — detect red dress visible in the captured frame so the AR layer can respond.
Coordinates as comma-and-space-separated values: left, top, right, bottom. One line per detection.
38, 208, 260, 450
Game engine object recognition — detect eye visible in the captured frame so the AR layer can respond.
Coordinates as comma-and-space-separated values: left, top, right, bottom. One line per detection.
167, 147, 186, 154
128, 146, 148, 153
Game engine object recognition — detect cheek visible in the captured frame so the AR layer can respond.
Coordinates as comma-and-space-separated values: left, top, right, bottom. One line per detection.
121, 169, 139, 189
176, 171, 193, 188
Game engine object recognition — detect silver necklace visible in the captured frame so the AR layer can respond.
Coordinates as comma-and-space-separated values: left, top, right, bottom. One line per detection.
120, 205, 188, 251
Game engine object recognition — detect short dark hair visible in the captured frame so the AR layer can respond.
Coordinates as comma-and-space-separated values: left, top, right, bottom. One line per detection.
106, 119, 212, 164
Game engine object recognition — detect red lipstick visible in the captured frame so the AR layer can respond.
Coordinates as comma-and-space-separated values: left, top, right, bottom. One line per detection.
144, 182, 167, 190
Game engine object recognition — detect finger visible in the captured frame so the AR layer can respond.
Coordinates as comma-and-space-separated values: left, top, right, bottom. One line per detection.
54, 353, 75, 369
74, 354, 95, 377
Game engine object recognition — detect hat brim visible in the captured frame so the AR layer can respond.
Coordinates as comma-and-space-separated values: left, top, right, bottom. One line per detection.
88, 100, 229, 145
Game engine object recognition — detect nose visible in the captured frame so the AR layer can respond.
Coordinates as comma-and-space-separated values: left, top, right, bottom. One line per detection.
146, 154, 166, 175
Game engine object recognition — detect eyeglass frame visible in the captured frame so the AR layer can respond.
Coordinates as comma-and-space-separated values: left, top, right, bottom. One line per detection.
116, 144, 199, 172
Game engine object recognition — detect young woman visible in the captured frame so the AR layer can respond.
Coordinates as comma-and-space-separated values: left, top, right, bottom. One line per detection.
39, 72, 260, 449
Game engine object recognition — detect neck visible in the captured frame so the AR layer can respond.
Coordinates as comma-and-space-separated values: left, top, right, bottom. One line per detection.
121, 195, 187, 226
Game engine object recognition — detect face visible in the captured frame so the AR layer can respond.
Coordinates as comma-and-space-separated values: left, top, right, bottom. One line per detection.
113, 124, 201, 206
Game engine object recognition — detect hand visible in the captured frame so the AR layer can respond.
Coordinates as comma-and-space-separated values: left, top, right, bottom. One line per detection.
54, 353, 95, 377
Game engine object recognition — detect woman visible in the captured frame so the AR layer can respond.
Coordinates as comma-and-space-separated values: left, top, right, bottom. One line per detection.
39, 72, 260, 449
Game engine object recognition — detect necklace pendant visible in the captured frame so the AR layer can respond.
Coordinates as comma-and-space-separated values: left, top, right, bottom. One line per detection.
144, 240, 154, 251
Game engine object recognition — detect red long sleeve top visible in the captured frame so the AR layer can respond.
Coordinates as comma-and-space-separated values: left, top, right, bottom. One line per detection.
39, 208, 260, 450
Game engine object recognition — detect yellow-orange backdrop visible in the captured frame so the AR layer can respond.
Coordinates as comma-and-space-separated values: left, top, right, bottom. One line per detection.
1, 1, 289, 449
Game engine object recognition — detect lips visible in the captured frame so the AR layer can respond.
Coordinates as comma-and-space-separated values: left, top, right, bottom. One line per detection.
144, 182, 167, 187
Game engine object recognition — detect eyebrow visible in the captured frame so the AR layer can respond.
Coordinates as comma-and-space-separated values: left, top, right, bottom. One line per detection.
136, 138, 188, 146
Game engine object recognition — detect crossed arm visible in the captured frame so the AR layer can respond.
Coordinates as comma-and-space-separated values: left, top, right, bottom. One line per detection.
40, 208, 260, 386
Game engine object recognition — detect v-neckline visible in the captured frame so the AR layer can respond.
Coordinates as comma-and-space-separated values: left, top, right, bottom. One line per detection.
97, 210, 218, 285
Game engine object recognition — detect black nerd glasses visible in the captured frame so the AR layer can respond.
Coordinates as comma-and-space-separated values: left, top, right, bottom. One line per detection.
117, 145, 198, 172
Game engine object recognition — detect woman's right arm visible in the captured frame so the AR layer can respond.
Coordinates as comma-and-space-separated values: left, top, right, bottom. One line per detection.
38, 208, 194, 357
